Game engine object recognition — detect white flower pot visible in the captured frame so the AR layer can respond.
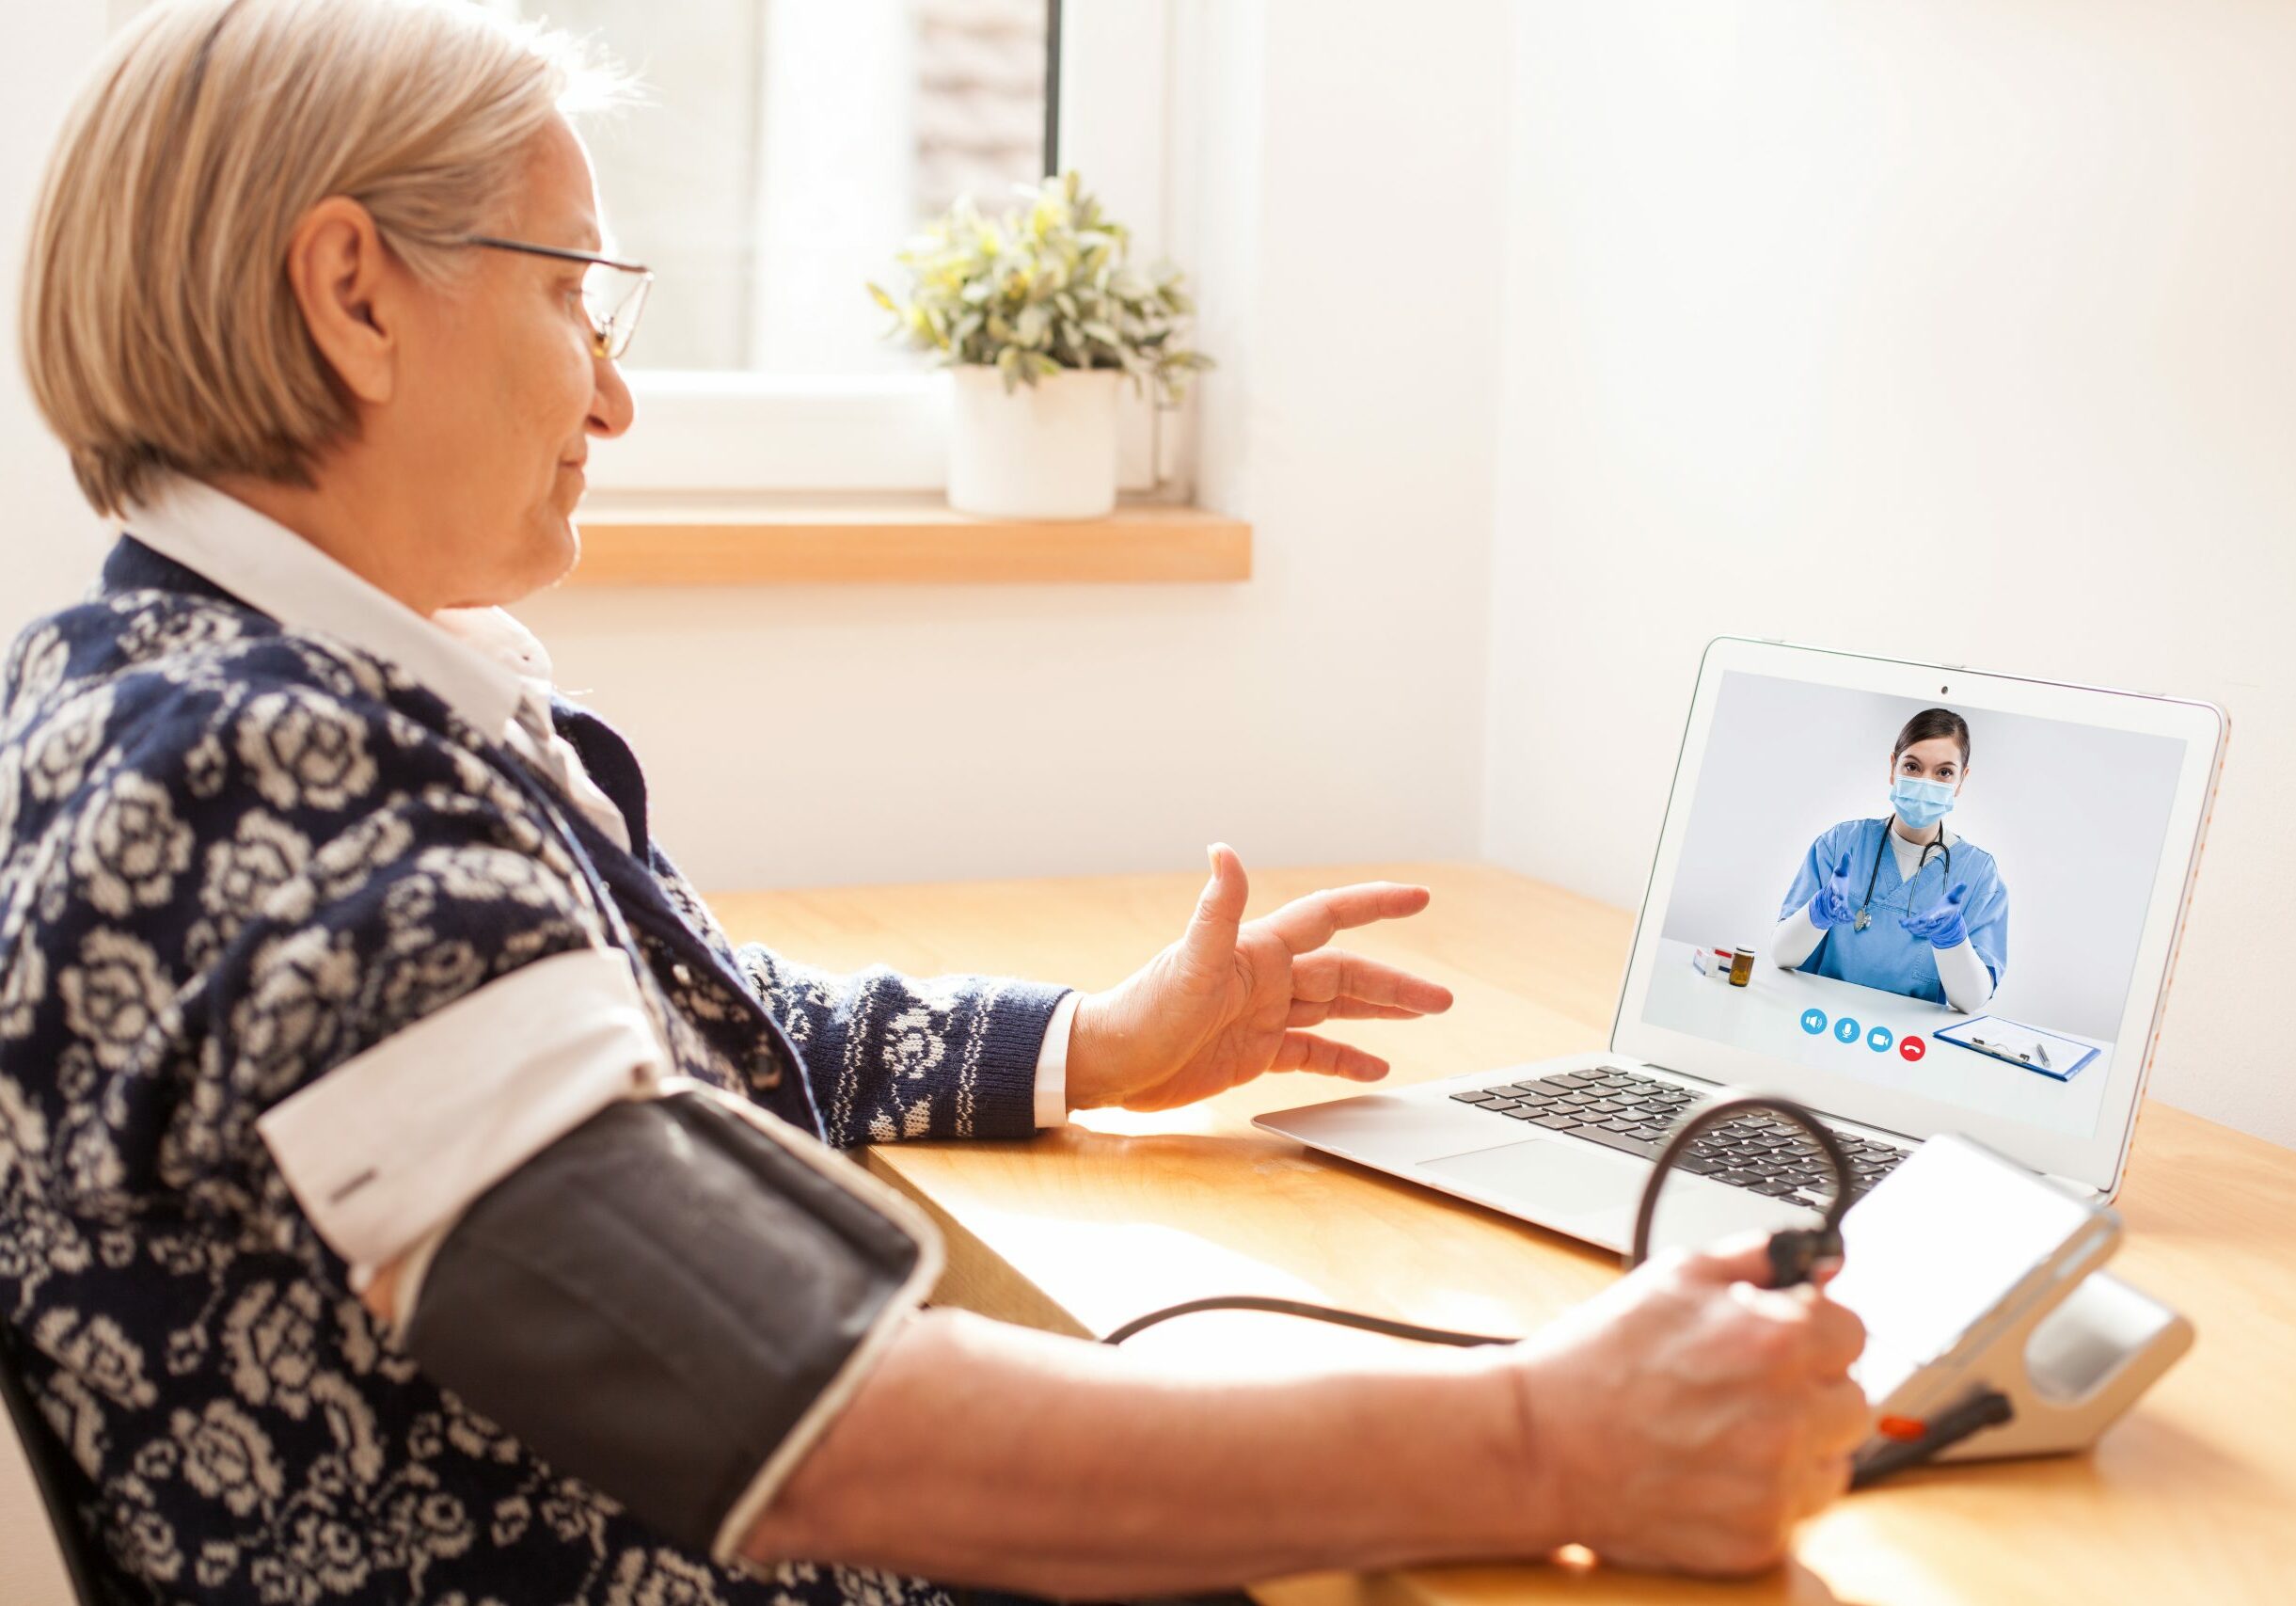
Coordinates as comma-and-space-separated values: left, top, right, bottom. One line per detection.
946, 366, 1120, 519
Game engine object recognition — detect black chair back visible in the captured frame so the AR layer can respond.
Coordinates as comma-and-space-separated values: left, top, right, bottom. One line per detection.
0, 1321, 109, 1605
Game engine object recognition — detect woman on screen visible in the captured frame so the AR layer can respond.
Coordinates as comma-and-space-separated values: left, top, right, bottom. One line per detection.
1771, 708, 2008, 1011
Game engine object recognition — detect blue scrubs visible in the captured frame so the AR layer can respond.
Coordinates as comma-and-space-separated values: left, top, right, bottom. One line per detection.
1780, 819, 2009, 1006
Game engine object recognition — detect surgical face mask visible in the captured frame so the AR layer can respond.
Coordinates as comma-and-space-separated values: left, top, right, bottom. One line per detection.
1891, 774, 1956, 829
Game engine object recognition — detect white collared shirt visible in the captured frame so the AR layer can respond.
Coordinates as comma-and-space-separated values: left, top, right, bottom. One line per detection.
119, 477, 1074, 1156
123, 477, 635, 851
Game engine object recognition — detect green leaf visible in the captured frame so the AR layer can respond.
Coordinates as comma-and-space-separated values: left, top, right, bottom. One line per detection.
865, 167, 1210, 387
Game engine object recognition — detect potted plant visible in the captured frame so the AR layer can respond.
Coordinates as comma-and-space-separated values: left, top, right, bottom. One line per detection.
869, 171, 1211, 518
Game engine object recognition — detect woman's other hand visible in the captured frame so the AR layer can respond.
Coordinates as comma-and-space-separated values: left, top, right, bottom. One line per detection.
1900, 883, 1970, 948
1064, 845, 1453, 1113
1505, 1233, 1871, 1574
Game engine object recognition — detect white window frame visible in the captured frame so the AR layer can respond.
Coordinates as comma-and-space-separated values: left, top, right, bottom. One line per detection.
589, 0, 1187, 501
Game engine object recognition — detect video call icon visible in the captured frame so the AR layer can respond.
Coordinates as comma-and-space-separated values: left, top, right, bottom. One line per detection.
1790, 1008, 1928, 1062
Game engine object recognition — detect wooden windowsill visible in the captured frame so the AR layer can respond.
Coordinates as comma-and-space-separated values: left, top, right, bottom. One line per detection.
564, 494, 1251, 586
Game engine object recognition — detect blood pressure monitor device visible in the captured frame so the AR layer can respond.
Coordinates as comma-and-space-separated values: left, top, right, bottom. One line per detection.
1112, 1111, 2194, 1481
1826, 1132, 2192, 1476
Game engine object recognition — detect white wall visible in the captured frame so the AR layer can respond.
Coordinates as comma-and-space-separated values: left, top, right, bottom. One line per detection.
1482, 0, 2296, 1147
516, 0, 1513, 892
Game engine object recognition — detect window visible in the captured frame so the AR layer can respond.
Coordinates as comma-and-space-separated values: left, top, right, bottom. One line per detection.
547, 0, 1052, 377
537, 0, 1182, 500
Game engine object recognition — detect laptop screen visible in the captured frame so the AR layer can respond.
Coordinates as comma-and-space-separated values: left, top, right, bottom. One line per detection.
1636, 667, 2189, 1151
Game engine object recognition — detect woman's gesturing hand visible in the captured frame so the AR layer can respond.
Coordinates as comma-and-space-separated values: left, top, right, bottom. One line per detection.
1809, 853, 1858, 930
1064, 845, 1454, 1113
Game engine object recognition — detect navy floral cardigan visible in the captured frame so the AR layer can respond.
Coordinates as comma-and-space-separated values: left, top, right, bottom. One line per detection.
0, 539, 1066, 1604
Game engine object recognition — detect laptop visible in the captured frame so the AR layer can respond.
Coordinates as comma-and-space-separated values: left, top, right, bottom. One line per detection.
1256, 639, 2226, 1256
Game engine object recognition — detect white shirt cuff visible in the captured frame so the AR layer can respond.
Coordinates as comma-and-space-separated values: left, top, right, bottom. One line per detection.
255, 946, 664, 1283
1033, 991, 1080, 1128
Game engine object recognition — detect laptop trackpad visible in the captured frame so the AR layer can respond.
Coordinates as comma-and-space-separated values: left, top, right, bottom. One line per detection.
1420, 1137, 1644, 1243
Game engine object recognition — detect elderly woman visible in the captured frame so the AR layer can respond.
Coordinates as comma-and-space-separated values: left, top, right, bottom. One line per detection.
0, 2, 1867, 1602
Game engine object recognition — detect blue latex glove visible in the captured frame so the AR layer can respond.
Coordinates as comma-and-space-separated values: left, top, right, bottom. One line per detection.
1902, 883, 1970, 949
1808, 853, 1858, 930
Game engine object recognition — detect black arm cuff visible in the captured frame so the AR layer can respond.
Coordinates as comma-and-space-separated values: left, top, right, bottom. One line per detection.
403, 1087, 931, 1556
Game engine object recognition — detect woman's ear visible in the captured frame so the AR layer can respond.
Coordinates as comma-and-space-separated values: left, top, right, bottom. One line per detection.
284, 195, 398, 407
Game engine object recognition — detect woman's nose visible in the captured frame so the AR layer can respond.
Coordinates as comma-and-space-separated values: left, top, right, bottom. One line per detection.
588, 353, 636, 439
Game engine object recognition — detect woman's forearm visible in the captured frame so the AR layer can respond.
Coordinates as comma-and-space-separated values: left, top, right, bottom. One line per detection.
1934, 938, 1996, 1012
1772, 906, 1826, 969
743, 1307, 1537, 1597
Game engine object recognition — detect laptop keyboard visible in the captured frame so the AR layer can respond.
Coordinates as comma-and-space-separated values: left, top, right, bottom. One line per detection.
1449, 1067, 1906, 1208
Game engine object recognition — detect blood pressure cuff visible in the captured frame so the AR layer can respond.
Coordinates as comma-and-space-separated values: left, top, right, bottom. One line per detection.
399, 1081, 940, 1562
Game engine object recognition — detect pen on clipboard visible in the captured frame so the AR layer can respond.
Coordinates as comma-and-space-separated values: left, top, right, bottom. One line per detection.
1965, 1033, 2051, 1068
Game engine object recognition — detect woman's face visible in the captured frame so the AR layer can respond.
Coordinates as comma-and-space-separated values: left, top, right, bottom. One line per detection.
1890, 736, 1968, 795
388, 116, 634, 608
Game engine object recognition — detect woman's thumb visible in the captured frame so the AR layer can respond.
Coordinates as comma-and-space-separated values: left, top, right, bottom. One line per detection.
1183, 843, 1248, 952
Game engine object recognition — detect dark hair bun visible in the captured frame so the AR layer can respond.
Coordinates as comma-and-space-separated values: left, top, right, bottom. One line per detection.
1893, 708, 1971, 766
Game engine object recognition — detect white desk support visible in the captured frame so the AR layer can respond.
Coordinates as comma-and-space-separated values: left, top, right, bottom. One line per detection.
1830, 1135, 2193, 1469
1936, 1263, 2193, 1462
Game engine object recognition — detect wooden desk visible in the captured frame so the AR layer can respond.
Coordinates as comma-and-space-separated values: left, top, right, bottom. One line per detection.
712, 863, 2296, 1604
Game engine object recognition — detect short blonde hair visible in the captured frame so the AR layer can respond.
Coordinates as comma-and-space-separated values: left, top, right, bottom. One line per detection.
20, 0, 623, 516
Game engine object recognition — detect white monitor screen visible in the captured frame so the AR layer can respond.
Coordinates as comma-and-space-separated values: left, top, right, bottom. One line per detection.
1825, 1135, 2103, 1408
1638, 668, 2187, 1149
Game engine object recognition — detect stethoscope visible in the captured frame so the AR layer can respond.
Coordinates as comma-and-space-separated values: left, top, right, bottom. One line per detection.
1853, 816, 1951, 932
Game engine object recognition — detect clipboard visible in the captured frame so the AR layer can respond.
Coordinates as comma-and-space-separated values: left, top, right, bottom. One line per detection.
1935, 1014, 2098, 1081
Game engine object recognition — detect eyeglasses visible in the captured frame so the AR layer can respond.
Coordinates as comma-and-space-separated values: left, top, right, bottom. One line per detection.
458, 235, 654, 361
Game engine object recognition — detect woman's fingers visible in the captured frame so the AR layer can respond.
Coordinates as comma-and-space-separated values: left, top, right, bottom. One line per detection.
1287, 999, 1423, 1026
1805, 1377, 1874, 1460
1260, 883, 1433, 956
1271, 1030, 1390, 1081
1290, 950, 1453, 1016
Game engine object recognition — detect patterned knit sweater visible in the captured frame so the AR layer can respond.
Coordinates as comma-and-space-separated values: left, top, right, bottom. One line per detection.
0, 540, 1066, 1605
